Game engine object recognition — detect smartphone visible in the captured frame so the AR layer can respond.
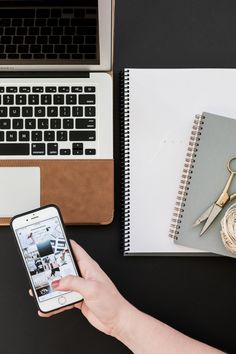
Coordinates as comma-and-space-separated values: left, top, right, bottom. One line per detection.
11, 204, 83, 313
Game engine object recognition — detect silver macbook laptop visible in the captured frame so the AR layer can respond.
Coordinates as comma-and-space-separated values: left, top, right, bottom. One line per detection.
0, 0, 114, 222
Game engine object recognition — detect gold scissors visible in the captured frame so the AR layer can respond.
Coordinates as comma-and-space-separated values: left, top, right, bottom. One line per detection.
193, 157, 236, 236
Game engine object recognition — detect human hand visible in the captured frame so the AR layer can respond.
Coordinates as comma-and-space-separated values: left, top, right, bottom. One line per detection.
29, 240, 130, 337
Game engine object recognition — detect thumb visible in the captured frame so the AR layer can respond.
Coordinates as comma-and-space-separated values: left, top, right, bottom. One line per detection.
52, 275, 94, 299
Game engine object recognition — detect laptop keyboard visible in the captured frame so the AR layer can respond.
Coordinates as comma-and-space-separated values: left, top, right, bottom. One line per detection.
0, 84, 97, 157
0, 7, 98, 62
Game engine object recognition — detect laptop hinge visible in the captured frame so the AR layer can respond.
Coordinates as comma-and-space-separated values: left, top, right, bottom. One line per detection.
0, 71, 90, 78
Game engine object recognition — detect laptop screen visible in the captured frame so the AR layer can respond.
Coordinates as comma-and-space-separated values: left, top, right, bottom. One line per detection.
0, 0, 99, 65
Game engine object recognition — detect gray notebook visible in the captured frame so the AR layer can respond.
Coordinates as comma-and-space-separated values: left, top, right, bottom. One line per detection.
172, 112, 236, 258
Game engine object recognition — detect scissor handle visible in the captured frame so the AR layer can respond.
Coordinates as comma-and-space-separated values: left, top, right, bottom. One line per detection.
227, 157, 236, 174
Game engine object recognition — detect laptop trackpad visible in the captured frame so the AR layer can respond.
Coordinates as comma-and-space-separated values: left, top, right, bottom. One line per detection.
0, 167, 40, 217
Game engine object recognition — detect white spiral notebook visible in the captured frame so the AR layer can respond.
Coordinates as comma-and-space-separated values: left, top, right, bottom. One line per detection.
121, 68, 236, 255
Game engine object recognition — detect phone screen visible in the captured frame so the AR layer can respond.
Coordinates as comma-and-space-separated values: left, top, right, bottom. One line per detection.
16, 216, 77, 302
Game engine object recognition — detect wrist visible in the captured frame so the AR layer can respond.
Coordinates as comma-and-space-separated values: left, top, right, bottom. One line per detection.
111, 299, 141, 343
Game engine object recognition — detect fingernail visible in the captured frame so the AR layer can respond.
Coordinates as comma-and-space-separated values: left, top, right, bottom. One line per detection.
52, 280, 60, 288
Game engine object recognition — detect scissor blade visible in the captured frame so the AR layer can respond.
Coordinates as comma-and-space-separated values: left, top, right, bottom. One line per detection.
200, 204, 222, 236
193, 204, 214, 227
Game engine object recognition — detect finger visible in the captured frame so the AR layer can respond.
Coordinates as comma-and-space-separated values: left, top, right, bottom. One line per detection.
29, 289, 33, 297
52, 275, 94, 299
38, 305, 74, 318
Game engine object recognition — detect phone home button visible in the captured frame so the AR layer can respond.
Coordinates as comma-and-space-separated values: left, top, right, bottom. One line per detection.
58, 296, 66, 305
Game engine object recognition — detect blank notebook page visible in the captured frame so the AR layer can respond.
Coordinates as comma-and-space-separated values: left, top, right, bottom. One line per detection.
126, 69, 236, 254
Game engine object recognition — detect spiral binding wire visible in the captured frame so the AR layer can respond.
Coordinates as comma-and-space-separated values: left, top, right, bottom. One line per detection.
169, 114, 205, 240
120, 69, 131, 254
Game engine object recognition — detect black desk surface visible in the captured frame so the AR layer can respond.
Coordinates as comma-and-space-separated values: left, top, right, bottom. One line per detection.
1, 1, 236, 353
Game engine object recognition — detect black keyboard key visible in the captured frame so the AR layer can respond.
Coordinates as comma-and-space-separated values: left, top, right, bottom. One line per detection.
13, 119, 23, 129
35, 107, 46, 117
79, 94, 95, 105
73, 36, 84, 44
44, 131, 55, 141
25, 19, 35, 27
47, 143, 58, 155
65, 27, 75, 36
53, 95, 64, 105
85, 149, 96, 155
20, 87, 31, 93
59, 18, 70, 26
59, 54, 70, 59
22, 106, 33, 117
42, 45, 53, 53
0, 19, 10, 26
37, 36, 48, 45
69, 131, 96, 141
51, 9, 61, 17
67, 45, 78, 53
0, 132, 4, 141
72, 143, 83, 155
46, 87, 56, 93
38, 119, 48, 129
25, 119, 36, 129
77, 27, 96, 35
72, 54, 83, 60
30, 45, 41, 53
33, 87, 44, 93
21, 54, 32, 59
49, 36, 60, 44
28, 26, 39, 35
72, 86, 82, 93
0, 87, 4, 93
47, 18, 58, 26
12, 18, 22, 26
19, 131, 30, 141
16, 95, 27, 105
32, 131, 42, 141
51, 119, 61, 129
85, 86, 96, 93
55, 45, 65, 53
74, 9, 85, 17
61, 36, 72, 44
72, 106, 83, 117
32, 143, 45, 155
66, 94, 76, 104
0, 143, 29, 155
86, 36, 96, 44
57, 131, 67, 141
8, 54, 19, 59
37, 8, 50, 18
0, 107, 7, 117
35, 19, 46, 27
25, 36, 35, 45
58, 87, 69, 93
41, 95, 52, 105
34, 54, 45, 59
1, 9, 35, 18
41, 27, 51, 35
13, 36, 24, 44
6, 87, 17, 93
47, 106, 58, 116
6, 131, 17, 141
17, 28, 27, 36
46, 54, 57, 59
53, 27, 63, 35
18, 45, 29, 53
76, 119, 95, 129
60, 106, 70, 117
1, 36, 11, 44
9, 107, 20, 117
3, 95, 14, 105
85, 106, 96, 117
0, 54, 6, 59
63, 119, 74, 129
80, 45, 96, 54
29, 95, 39, 105
60, 149, 71, 155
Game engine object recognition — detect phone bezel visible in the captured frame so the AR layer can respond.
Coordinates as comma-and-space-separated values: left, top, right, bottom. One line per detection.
10, 204, 83, 313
